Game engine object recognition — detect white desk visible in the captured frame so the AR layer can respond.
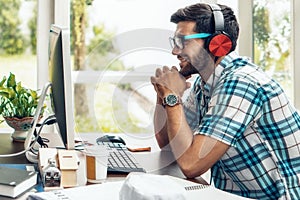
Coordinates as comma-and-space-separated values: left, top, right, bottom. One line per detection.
0, 132, 209, 199
77, 132, 209, 184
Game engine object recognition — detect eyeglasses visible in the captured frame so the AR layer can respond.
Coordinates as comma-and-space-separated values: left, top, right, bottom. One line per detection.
169, 33, 211, 50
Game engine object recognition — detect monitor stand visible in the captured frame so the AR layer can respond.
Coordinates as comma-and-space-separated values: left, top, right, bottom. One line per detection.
25, 82, 52, 163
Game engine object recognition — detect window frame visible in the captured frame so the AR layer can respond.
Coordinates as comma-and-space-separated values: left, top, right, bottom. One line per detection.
292, 0, 300, 110
237, 0, 299, 110
37, 0, 70, 89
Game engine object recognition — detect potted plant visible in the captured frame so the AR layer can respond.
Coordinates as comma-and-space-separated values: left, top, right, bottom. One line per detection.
0, 73, 44, 142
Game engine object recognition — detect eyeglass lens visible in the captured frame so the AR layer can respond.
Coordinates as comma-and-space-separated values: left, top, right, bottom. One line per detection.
169, 36, 184, 50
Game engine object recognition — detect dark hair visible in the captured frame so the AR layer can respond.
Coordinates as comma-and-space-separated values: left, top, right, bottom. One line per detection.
170, 3, 239, 52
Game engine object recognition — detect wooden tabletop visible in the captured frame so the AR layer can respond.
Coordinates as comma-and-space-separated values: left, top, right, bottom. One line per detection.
0, 133, 30, 164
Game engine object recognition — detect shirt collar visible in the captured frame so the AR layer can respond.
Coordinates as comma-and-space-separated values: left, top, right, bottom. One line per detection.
199, 52, 239, 97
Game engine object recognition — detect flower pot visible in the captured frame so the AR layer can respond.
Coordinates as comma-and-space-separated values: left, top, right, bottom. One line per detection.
4, 117, 35, 142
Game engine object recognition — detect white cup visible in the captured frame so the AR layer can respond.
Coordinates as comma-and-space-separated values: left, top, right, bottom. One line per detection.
85, 146, 109, 183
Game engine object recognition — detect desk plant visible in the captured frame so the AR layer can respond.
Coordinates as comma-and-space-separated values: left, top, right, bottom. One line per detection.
0, 73, 43, 141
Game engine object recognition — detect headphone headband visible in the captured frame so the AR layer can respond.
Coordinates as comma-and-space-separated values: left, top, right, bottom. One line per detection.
205, 4, 233, 57
208, 4, 224, 31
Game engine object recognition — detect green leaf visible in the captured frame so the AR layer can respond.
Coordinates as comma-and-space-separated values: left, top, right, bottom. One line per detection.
0, 76, 6, 87
30, 90, 38, 100
15, 82, 23, 94
0, 90, 9, 98
7, 88, 16, 99
7, 73, 16, 88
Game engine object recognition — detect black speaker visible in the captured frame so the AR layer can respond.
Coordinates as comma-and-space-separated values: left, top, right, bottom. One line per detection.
206, 4, 233, 57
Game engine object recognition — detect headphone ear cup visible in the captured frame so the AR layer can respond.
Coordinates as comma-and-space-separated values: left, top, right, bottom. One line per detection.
206, 33, 233, 57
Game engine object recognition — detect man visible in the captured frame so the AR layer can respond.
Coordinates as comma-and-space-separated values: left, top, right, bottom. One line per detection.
150, 3, 300, 200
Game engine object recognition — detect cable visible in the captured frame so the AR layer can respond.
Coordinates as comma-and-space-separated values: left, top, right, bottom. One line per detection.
29, 115, 57, 155
0, 115, 57, 158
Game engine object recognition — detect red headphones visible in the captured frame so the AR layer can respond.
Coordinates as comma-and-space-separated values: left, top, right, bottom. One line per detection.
206, 4, 233, 57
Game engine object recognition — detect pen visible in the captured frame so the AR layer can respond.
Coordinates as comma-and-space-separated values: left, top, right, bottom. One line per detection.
127, 147, 151, 152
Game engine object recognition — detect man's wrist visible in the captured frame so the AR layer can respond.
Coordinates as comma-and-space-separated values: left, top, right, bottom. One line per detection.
157, 96, 162, 102
156, 96, 163, 105
162, 94, 182, 107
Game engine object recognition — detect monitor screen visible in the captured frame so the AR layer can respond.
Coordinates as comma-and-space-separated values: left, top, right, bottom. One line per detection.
48, 24, 75, 150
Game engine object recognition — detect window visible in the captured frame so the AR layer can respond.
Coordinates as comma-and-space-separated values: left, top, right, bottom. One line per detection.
71, 0, 204, 134
238, 0, 299, 109
253, 0, 292, 99
0, 0, 37, 130
2, 0, 299, 132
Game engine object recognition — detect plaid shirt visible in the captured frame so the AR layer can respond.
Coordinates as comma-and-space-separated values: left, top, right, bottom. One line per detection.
184, 52, 300, 200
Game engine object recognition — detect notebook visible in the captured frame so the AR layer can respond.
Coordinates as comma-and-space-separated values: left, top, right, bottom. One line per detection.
0, 163, 43, 193
0, 166, 37, 198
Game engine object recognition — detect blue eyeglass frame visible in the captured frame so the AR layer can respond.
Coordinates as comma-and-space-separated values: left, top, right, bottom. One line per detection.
170, 33, 211, 49
183, 33, 211, 40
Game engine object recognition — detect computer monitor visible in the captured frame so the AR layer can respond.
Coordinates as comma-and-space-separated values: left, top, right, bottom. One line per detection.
24, 25, 75, 162
48, 24, 75, 150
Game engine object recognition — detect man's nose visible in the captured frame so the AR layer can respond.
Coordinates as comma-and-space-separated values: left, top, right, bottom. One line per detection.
171, 47, 181, 55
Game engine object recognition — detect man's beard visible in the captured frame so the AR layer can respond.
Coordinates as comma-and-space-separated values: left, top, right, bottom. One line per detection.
179, 44, 214, 78
179, 63, 199, 78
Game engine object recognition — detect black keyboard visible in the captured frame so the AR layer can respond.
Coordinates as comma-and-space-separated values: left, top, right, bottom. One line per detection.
97, 141, 146, 173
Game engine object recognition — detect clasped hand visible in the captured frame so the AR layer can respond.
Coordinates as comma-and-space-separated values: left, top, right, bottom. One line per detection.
150, 66, 191, 99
